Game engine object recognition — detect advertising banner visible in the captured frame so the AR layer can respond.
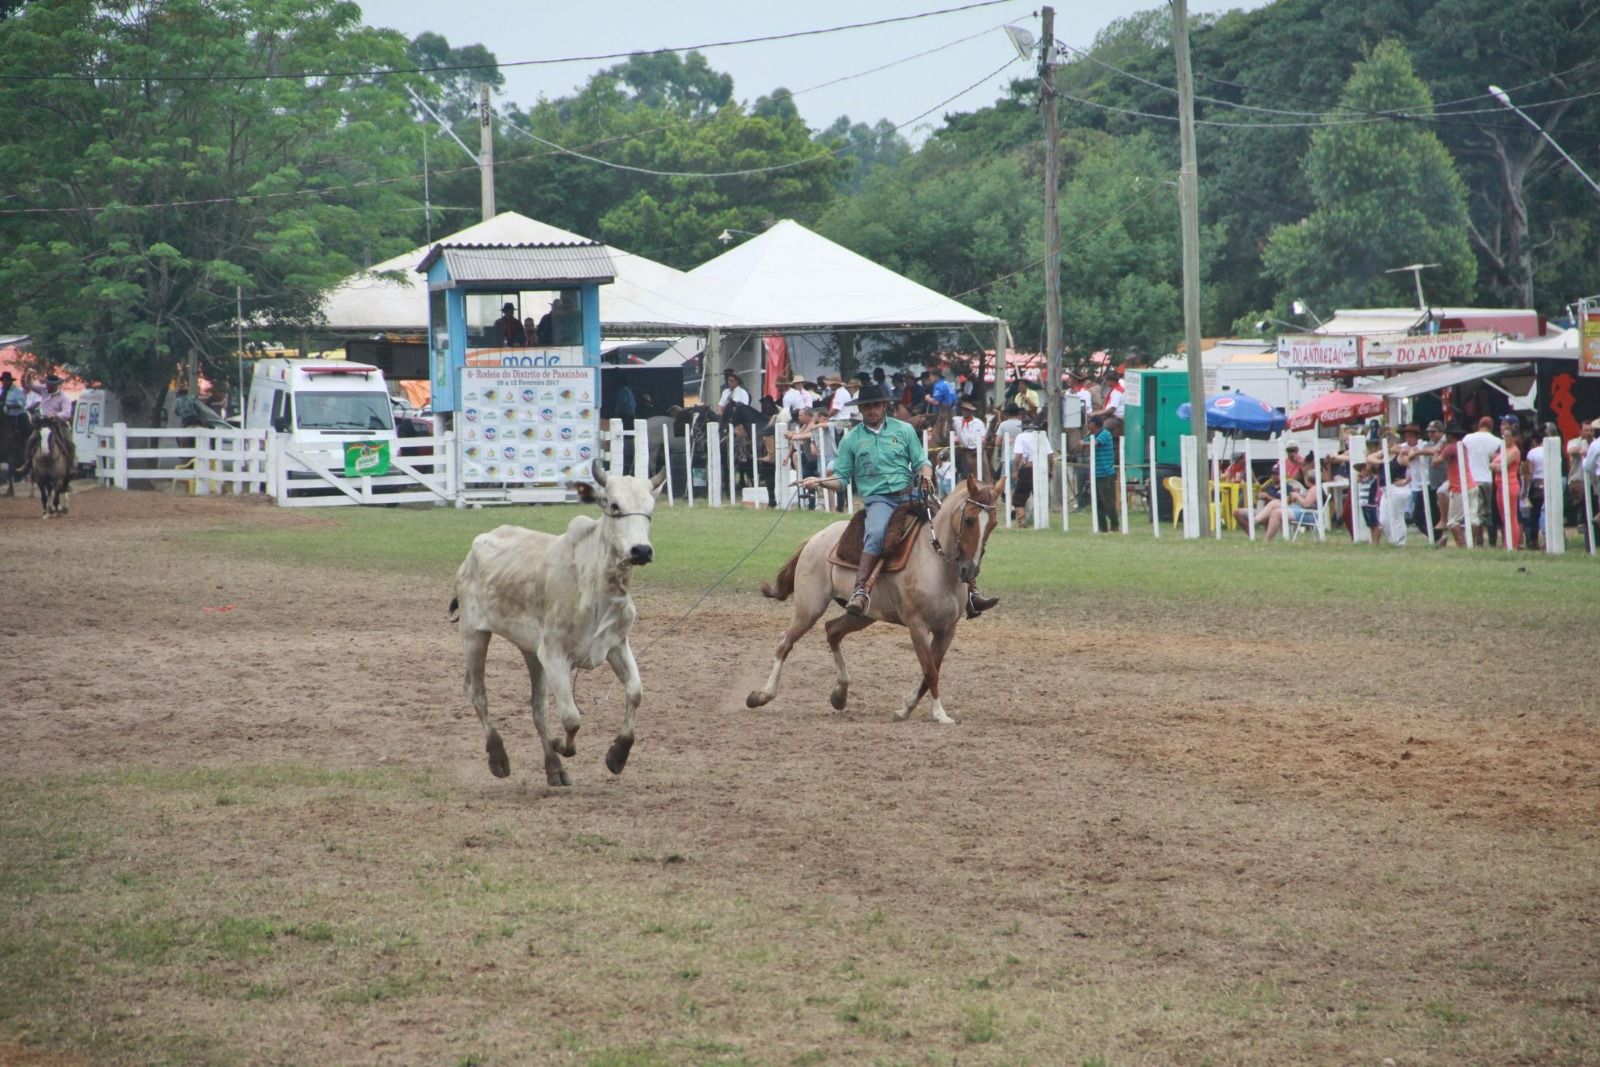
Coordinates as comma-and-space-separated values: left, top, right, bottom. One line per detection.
459, 365, 600, 485
1276, 335, 1360, 371
1582, 312, 1600, 378
1362, 331, 1498, 370
343, 441, 391, 477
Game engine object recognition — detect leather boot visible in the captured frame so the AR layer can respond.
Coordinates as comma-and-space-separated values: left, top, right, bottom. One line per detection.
847, 552, 879, 615
966, 583, 999, 619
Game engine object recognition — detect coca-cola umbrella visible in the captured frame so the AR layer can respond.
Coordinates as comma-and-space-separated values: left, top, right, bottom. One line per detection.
1284, 390, 1384, 432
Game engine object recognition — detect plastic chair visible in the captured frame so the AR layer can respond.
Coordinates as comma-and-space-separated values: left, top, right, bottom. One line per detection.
1164, 475, 1218, 529
1288, 504, 1321, 541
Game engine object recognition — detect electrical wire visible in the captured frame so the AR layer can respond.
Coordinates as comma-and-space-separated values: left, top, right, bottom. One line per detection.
0, 0, 1020, 83
500, 59, 1017, 180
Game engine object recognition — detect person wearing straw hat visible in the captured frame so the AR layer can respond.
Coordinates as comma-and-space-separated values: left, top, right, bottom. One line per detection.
780, 376, 815, 416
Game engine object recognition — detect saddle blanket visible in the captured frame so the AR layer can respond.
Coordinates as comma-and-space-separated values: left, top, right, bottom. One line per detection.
828, 501, 925, 574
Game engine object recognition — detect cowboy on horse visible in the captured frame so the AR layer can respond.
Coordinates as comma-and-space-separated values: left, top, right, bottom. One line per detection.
801, 382, 998, 620
19, 372, 76, 473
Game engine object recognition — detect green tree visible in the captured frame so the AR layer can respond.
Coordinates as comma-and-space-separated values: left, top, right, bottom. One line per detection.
1262, 40, 1476, 312
0, 0, 425, 422
819, 116, 911, 194
406, 31, 503, 124
465, 58, 844, 268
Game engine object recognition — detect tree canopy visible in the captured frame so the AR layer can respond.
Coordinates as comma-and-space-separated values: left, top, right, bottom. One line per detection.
0, 0, 424, 418
1261, 40, 1477, 312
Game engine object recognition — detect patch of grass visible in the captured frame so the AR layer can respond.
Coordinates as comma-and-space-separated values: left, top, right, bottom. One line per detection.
190, 502, 1600, 636
961, 1002, 1001, 1044
1425, 999, 1470, 1025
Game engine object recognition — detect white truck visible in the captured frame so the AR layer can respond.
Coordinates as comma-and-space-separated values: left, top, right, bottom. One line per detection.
245, 359, 398, 445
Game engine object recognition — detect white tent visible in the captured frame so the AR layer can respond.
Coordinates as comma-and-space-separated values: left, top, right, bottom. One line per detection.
319, 211, 684, 334
620, 220, 1001, 334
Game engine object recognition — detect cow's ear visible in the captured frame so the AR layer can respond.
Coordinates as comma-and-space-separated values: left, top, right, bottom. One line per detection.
574, 480, 598, 504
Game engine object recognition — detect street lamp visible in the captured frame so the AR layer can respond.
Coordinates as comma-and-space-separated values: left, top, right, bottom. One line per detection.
1488, 84, 1600, 197
717, 228, 761, 245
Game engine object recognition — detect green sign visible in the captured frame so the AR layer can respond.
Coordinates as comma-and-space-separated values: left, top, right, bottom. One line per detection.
344, 440, 391, 477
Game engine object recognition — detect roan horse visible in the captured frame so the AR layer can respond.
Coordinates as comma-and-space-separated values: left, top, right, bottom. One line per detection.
24, 416, 73, 517
747, 476, 1002, 723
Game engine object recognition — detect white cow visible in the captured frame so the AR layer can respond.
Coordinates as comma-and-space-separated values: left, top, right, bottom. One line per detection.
450, 458, 667, 786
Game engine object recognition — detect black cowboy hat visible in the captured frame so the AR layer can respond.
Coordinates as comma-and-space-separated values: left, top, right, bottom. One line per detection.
853, 383, 895, 405
0, 371, 12, 381
1443, 422, 1467, 438
501, 302, 516, 313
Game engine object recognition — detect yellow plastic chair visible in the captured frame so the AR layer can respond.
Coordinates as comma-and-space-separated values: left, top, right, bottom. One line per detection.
1164, 475, 1218, 529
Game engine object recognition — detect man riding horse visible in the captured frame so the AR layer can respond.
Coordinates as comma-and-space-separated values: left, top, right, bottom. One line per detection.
801, 382, 998, 620
20, 372, 76, 475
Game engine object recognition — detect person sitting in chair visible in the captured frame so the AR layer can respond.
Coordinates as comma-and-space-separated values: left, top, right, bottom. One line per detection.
802, 382, 997, 619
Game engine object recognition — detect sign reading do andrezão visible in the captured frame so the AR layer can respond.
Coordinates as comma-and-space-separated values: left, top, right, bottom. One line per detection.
1362, 331, 1498, 370
1276, 335, 1359, 371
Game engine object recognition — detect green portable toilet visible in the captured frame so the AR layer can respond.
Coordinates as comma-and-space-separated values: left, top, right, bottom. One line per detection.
1123, 368, 1191, 495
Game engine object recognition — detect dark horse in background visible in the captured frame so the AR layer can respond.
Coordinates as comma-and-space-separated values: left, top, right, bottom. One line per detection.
24, 415, 74, 516
0, 413, 29, 497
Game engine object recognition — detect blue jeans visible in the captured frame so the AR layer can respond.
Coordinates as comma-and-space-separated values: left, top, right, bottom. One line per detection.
862, 489, 923, 555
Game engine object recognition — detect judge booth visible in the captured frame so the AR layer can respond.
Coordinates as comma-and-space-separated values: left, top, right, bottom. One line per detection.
418, 242, 615, 501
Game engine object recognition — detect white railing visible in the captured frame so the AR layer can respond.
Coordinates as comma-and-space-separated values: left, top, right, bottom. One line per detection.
272, 433, 455, 508
93, 425, 269, 495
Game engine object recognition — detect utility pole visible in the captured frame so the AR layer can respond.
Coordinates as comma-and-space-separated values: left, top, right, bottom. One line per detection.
1040, 6, 1063, 490
479, 83, 495, 221
1173, 0, 1209, 514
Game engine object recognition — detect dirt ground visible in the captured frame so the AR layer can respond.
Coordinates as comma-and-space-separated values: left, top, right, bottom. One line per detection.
2, 486, 1597, 1065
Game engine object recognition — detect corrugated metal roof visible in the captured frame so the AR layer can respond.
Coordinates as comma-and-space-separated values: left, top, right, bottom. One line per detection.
417, 243, 616, 286
1366, 360, 1531, 399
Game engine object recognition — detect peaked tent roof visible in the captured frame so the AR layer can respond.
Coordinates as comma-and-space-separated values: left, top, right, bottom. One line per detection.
620, 220, 1000, 333
319, 211, 682, 334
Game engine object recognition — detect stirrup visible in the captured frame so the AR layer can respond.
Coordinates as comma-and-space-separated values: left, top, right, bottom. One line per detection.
846, 587, 871, 616
966, 589, 999, 619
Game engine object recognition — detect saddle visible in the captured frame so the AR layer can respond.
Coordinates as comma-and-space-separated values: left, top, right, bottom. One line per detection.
828, 500, 926, 574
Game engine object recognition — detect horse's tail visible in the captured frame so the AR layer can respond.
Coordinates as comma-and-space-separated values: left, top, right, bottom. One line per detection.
760, 538, 810, 601
447, 595, 460, 623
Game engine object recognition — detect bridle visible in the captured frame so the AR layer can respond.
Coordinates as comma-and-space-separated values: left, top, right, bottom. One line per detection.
926, 488, 996, 566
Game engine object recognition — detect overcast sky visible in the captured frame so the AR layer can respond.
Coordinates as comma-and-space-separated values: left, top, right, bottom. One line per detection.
359, 0, 1273, 140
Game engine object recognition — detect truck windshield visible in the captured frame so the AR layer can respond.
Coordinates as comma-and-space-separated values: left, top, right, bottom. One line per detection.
296, 391, 394, 432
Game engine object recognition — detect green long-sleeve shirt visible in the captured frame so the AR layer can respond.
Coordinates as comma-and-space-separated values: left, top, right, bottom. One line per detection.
831, 417, 929, 497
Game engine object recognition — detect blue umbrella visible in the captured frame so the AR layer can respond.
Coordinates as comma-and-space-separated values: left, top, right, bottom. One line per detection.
1176, 392, 1286, 438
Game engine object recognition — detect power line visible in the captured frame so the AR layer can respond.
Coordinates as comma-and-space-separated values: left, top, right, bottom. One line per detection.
501, 59, 1017, 180
0, 0, 1020, 84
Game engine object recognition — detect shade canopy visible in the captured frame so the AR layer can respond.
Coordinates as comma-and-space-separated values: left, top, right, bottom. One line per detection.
318, 212, 682, 335
1176, 392, 1287, 436
619, 220, 1001, 334
1284, 390, 1384, 430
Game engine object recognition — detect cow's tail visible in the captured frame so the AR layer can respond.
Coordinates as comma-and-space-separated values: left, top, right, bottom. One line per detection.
760, 539, 809, 601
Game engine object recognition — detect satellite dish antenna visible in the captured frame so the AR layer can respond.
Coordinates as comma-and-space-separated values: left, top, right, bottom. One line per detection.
1004, 25, 1037, 62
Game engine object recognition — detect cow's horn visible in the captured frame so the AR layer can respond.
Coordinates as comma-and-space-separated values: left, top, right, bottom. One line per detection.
590, 457, 607, 487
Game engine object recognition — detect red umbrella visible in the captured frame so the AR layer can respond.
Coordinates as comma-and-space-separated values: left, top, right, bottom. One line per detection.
1284, 390, 1384, 432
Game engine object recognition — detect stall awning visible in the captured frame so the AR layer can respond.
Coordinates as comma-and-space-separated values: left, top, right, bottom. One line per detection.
1366, 360, 1531, 399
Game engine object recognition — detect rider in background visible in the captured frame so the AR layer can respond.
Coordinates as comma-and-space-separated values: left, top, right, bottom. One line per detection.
20, 371, 76, 473
803, 382, 997, 619
1, 371, 28, 441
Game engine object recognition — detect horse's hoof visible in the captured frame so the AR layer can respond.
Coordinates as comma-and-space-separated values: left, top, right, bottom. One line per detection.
829, 687, 848, 710
605, 735, 633, 775
746, 691, 771, 709
546, 769, 572, 787
486, 732, 511, 778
